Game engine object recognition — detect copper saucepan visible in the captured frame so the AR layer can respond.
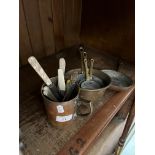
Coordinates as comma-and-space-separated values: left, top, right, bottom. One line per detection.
41, 76, 93, 127
65, 68, 111, 102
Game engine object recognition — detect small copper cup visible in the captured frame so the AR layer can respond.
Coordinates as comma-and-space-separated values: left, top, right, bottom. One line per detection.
41, 77, 92, 127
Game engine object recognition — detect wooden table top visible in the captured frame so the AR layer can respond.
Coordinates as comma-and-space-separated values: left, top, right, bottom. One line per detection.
20, 46, 134, 155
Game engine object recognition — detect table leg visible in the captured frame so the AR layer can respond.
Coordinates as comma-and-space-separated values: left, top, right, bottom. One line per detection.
114, 101, 135, 155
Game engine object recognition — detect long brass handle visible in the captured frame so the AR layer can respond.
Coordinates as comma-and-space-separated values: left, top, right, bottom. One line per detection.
89, 59, 94, 80
84, 58, 89, 81
83, 52, 87, 60
80, 51, 84, 74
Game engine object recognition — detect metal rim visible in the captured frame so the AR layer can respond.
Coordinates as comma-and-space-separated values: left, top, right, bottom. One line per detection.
41, 77, 79, 104
66, 68, 111, 92
101, 69, 133, 90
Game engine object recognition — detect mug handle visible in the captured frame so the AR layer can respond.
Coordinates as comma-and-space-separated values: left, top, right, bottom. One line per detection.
75, 98, 93, 116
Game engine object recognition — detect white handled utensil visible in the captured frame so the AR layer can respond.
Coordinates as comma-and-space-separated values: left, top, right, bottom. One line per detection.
28, 56, 61, 100
28, 56, 52, 86
59, 58, 66, 74
43, 86, 58, 101
58, 69, 66, 97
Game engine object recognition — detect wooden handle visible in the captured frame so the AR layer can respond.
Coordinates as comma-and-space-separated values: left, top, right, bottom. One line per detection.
89, 59, 94, 80
59, 58, 66, 74
28, 56, 52, 86
58, 69, 66, 91
57, 86, 135, 155
79, 46, 85, 74
84, 58, 89, 81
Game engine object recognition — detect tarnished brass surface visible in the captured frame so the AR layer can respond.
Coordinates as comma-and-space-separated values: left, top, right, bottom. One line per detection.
102, 70, 133, 91
41, 77, 92, 127
114, 146, 122, 155
66, 68, 111, 102
41, 77, 78, 127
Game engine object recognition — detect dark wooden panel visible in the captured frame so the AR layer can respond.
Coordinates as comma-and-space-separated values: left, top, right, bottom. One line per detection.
52, 0, 65, 52
63, 0, 82, 46
20, 0, 82, 65
63, 0, 74, 46
39, 0, 55, 56
80, 0, 135, 63
73, 0, 82, 42
19, 0, 33, 65
22, 0, 45, 59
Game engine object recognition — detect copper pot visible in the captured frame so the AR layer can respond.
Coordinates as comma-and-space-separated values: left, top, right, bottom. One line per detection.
65, 69, 111, 102
41, 77, 92, 127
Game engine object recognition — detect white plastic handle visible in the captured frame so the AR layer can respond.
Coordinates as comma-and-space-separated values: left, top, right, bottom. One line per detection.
59, 58, 66, 74
28, 56, 52, 86
58, 69, 66, 91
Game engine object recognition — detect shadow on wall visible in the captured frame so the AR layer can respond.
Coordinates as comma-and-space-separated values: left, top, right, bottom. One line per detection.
80, 0, 135, 63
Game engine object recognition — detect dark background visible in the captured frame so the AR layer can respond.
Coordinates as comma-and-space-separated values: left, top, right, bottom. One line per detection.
19, 0, 135, 65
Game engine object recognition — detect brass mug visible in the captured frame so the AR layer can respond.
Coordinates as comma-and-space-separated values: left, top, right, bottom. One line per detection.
41, 77, 92, 127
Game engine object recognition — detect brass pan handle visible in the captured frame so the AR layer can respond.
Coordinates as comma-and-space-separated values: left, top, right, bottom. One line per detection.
89, 59, 94, 80
84, 58, 89, 81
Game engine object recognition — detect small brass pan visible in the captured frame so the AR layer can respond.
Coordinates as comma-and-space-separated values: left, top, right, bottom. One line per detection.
101, 70, 133, 91
66, 69, 111, 102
